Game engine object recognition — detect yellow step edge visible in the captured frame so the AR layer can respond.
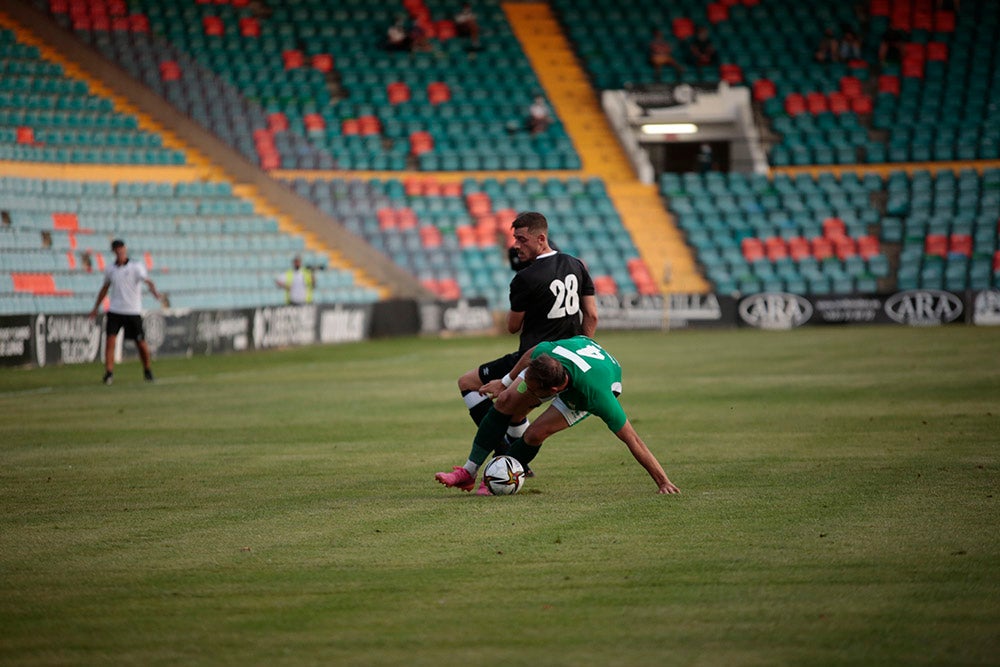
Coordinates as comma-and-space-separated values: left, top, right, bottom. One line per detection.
503, 2, 708, 294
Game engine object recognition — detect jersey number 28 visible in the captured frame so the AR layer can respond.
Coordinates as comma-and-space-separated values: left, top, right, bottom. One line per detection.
547, 274, 580, 319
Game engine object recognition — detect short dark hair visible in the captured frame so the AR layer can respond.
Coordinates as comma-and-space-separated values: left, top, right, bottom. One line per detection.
526, 354, 566, 391
511, 211, 548, 235
110, 239, 125, 250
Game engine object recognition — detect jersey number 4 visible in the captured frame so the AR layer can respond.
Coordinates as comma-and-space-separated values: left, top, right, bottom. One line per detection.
547, 274, 580, 319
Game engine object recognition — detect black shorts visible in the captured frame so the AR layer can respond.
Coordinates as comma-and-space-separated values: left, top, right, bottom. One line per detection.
105, 312, 145, 341
478, 351, 522, 384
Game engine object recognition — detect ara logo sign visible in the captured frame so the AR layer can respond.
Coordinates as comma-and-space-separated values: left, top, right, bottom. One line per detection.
738, 293, 813, 330
884, 290, 963, 326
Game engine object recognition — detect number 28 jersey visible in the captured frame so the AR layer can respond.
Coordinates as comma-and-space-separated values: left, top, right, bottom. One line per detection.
509, 252, 595, 354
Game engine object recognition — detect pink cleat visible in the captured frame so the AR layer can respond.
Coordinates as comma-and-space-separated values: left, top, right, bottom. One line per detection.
476, 480, 492, 496
435, 466, 475, 491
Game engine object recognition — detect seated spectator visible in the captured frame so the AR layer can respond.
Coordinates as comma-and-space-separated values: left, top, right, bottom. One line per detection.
409, 19, 431, 52
839, 28, 863, 61
527, 95, 551, 135
384, 17, 411, 52
814, 27, 840, 63
455, 3, 481, 48
878, 29, 905, 65
648, 29, 684, 81
688, 26, 718, 67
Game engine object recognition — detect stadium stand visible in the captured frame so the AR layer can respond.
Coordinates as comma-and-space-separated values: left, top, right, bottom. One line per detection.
0, 26, 185, 165
31, 0, 580, 172
552, 0, 1000, 168
285, 174, 652, 309
0, 176, 379, 313
1, 0, 998, 316
664, 167, 1000, 295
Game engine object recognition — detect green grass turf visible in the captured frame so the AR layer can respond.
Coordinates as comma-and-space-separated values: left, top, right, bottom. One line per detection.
1, 326, 998, 666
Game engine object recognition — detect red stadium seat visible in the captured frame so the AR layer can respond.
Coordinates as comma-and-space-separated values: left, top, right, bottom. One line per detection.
436, 19, 456, 40
720, 64, 743, 84
811, 237, 833, 260
427, 82, 451, 105
752, 78, 776, 102
409, 131, 433, 155
788, 237, 811, 260
840, 76, 863, 99
878, 75, 900, 95
303, 113, 325, 132
707, 2, 728, 23
934, 10, 955, 32
741, 237, 764, 262
926, 42, 948, 61
387, 82, 411, 104
672, 17, 695, 40
282, 50, 304, 70
834, 237, 857, 260
267, 112, 289, 132
857, 235, 881, 259
828, 92, 849, 114
765, 236, 788, 261
52, 213, 79, 231
358, 115, 381, 135
949, 234, 972, 256
850, 95, 873, 114
239, 17, 260, 37
806, 92, 829, 114
341, 118, 360, 136
784, 93, 806, 116
823, 217, 846, 238
925, 234, 948, 256
202, 16, 223, 36
311, 54, 334, 73
902, 58, 925, 78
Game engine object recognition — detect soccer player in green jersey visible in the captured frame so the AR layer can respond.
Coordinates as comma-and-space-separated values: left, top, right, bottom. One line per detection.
435, 336, 680, 494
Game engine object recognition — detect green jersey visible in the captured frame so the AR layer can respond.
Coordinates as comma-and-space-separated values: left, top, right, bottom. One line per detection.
532, 336, 627, 432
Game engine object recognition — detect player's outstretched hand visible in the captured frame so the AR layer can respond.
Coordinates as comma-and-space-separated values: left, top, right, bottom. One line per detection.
657, 479, 680, 494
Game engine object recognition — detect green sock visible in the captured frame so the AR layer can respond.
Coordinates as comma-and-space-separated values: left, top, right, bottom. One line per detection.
468, 406, 511, 466
506, 437, 540, 467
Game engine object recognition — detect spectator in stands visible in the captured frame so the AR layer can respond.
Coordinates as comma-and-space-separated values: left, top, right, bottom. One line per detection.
839, 27, 863, 61
648, 29, 684, 81
409, 18, 431, 52
688, 26, 718, 68
527, 95, 552, 135
454, 3, 481, 49
814, 27, 840, 63
878, 29, 905, 65
384, 16, 411, 52
275, 254, 316, 305
88, 239, 161, 385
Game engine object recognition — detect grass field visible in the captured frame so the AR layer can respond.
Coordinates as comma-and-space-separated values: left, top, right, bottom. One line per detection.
1, 326, 998, 666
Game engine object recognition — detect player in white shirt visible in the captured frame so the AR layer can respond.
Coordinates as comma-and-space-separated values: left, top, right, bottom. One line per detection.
88, 239, 161, 385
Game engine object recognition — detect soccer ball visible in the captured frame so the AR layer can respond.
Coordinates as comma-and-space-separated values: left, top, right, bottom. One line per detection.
482, 455, 525, 495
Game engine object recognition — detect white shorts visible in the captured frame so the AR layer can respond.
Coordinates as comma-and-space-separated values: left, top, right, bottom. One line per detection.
550, 396, 590, 427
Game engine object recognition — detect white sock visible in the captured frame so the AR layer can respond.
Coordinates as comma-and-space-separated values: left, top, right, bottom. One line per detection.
506, 419, 529, 439
463, 392, 489, 410
462, 460, 480, 476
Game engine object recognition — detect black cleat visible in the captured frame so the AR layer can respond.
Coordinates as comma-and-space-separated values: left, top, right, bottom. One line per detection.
102, 371, 113, 386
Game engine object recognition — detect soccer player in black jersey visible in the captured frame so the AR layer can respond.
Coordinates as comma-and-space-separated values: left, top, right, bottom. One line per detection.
455, 211, 597, 490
